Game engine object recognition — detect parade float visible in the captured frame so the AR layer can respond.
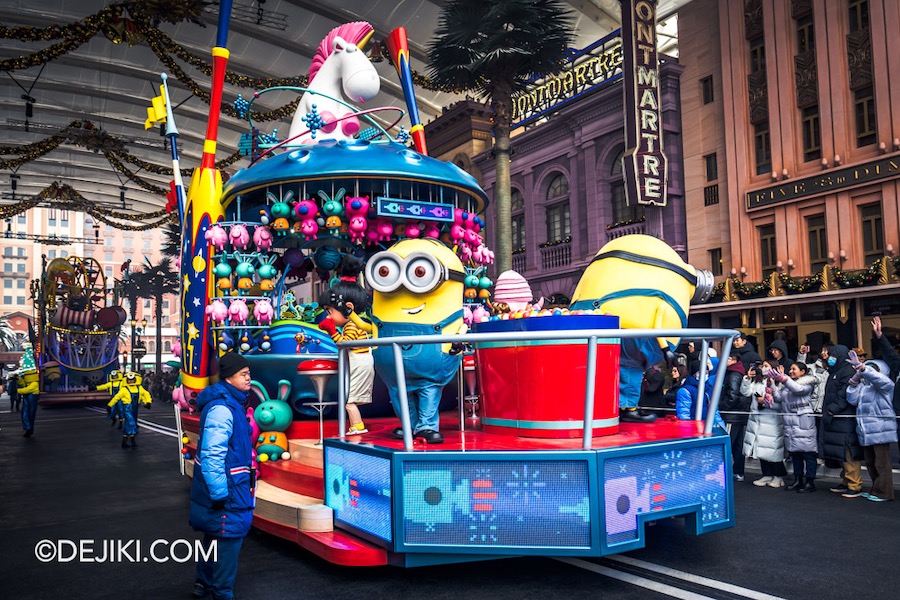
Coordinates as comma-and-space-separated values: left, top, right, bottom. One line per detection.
174, 4, 737, 568
34, 256, 126, 404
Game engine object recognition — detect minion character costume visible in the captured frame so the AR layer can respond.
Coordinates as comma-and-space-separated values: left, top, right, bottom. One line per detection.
17, 342, 40, 438
570, 235, 713, 423
97, 370, 125, 428
109, 371, 152, 447
354, 239, 467, 444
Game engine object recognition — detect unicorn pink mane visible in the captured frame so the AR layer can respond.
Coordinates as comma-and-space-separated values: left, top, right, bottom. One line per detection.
309, 21, 374, 83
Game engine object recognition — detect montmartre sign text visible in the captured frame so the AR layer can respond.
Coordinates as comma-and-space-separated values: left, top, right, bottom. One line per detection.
511, 32, 623, 130
622, 0, 667, 207
746, 155, 900, 210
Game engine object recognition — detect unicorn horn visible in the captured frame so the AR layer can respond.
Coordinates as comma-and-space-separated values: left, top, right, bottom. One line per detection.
386, 27, 427, 155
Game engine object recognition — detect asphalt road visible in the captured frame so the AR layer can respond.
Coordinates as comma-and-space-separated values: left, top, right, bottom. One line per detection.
1, 400, 898, 600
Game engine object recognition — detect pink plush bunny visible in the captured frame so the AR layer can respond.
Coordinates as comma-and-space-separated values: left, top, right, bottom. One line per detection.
423, 222, 441, 239
376, 218, 394, 242
293, 199, 319, 241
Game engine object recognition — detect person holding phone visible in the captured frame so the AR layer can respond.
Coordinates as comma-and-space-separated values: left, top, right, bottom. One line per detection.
741, 360, 787, 487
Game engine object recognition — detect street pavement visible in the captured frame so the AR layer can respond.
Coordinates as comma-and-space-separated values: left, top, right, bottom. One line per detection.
1, 398, 898, 600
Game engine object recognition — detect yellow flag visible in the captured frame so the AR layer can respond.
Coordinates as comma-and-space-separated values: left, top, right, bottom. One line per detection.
144, 84, 167, 129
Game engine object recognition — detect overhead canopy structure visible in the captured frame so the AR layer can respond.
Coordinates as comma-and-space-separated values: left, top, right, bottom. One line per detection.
0, 0, 687, 217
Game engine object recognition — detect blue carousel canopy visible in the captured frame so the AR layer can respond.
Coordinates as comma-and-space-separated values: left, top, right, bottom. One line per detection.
222, 140, 489, 214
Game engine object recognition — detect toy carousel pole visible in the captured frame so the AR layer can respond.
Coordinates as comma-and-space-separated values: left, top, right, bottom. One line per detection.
179, 0, 234, 403
386, 27, 427, 155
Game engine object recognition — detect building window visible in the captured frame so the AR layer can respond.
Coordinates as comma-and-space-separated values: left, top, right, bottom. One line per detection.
3, 296, 11, 304
701, 76, 714, 104
610, 152, 643, 225
3, 264, 10, 272
704, 153, 718, 182
512, 215, 525, 251
848, 0, 870, 33
796, 14, 815, 53
709, 248, 723, 277
759, 224, 777, 277
807, 215, 827, 272
16, 263, 24, 273
60, 209, 68, 224
754, 123, 772, 175
124, 238, 133, 248
546, 174, 568, 199
17, 247, 24, 257
860, 203, 883, 264
143, 240, 152, 250
546, 203, 570, 243
16, 279, 25, 289
17, 214, 25, 224
749, 36, 766, 74
854, 87, 876, 147
3, 247, 10, 257
801, 106, 821, 161
511, 188, 525, 252
3, 280, 11, 289
105, 253, 113, 262
16, 296, 25, 305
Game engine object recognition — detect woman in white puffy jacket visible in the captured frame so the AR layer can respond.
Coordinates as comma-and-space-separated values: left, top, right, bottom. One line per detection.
741, 361, 786, 487
769, 362, 819, 492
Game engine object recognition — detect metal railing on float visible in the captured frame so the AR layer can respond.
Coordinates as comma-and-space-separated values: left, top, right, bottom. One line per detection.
337, 327, 739, 451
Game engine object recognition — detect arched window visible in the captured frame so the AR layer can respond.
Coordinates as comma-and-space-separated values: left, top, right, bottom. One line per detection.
545, 173, 570, 243
609, 151, 643, 225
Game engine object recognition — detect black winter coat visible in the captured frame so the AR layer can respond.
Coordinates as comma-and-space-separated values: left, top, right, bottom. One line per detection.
735, 342, 761, 370
819, 344, 863, 461
872, 334, 900, 436
720, 368, 751, 424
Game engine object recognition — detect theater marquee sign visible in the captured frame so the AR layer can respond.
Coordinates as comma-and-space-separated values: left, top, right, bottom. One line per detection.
622, 0, 667, 207
511, 33, 623, 130
746, 155, 900, 210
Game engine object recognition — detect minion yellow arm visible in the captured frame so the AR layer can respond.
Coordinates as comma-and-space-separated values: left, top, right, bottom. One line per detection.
349, 311, 374, 335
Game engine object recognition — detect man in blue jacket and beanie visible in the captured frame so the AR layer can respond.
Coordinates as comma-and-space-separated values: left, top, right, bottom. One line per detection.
190, 352, 254, 600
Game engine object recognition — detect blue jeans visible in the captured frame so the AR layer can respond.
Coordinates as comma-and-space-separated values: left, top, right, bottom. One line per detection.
390, 383, 442, 433
618, 367, 643, 409
194, 534, 243, 600
21, 394, 37, 431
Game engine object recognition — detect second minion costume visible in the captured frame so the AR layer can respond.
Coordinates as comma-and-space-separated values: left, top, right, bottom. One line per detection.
353, 239, 467, 444
97, 370, 125, 427
570, 235, 714, 423
109, 371, 152, 447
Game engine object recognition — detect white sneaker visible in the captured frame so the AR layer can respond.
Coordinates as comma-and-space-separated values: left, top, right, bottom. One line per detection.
753, 476, 774, 487
767, 476, 785, 488
345, 427, 368, 435
734, 474, 744, 482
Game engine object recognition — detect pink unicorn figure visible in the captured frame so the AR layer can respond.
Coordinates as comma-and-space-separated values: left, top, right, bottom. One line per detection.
205, 224, 228, 253
229, 223, 251, 250
293, 199, 319, 241
344, 195, 369, 244
228, 298, 250, 325
205, 299, 229, 326
253, 225, 274, 251
287, 22, 380, 145
253, 298, 275, 326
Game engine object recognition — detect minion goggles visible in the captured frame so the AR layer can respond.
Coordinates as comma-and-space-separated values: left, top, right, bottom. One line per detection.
365, 251, 466, 294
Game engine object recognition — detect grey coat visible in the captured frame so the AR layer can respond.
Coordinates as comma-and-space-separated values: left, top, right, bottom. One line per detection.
741, 378, 785, 462
773, 374, 818, 453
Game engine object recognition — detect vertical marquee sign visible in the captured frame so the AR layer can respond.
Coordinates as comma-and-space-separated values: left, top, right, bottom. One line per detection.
621, 0, 668, 206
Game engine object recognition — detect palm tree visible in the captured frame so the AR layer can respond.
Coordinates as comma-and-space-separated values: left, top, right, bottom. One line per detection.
0, 316, 16, 351
130, 257, 180, 375
428, 0, 575, 274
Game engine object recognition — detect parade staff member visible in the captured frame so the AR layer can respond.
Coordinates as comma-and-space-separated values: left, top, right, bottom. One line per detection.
189, 352, 255, 600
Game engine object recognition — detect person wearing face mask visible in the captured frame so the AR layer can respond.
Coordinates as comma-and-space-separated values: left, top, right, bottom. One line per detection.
768, 362, 819, 492
818, 344, 864, 498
